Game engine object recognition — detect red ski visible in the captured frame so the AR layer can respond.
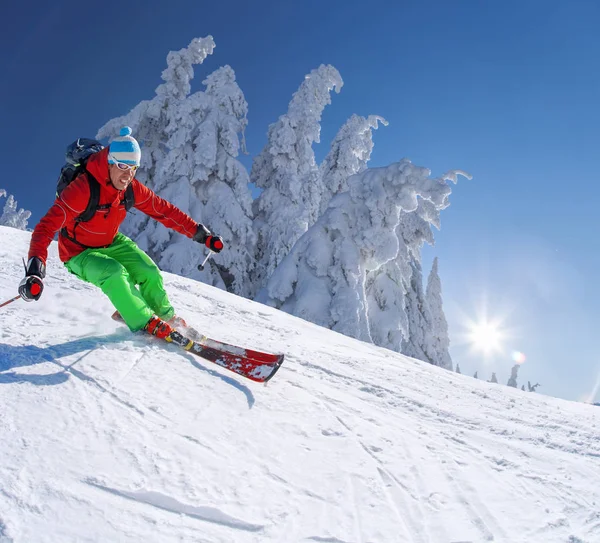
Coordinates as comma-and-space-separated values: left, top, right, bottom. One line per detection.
111, 312, 284, 382
181, 327, 282, 364
165, 329, 284, 383
112, 311, 283, 365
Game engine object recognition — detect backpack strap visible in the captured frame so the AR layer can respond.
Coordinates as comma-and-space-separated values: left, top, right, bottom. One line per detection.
123, 184, 135, 211
76, 172, 101, 223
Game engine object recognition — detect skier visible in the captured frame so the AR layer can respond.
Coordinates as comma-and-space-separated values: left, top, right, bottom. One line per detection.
18, 126, 224, 340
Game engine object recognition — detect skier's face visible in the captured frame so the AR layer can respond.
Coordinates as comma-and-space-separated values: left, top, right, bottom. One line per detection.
109, 163, 136, 191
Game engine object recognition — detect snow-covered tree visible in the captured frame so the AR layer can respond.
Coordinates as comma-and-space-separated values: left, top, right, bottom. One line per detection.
394, 167, 474, 362
528, 381, 541, 392
489, 372, 498, 383
0, 189, 31, 230
251, 65, 343, 294
141, 66, 255, 295
364, 167, 470, 358
319, 114, 387, 216
364, 250, 410, 353
507, 364, 520, 388
456, 364, 461, 374
425, 257, 453, 370
474, 371, 479, 379
401, 259, 436, 363
97, 36, 216, 240
369, 198, 439, 360
257, 160, 466, 344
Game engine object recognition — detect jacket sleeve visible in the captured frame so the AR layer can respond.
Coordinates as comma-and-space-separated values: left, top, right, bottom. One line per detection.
28, 180, 90, 263
132, 181, 199, 238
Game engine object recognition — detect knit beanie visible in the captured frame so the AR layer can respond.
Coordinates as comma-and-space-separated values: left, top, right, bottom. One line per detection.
108, 126, 141, 166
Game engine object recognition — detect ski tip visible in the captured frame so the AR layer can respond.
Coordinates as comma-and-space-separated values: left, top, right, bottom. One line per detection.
263, 355, 285, 385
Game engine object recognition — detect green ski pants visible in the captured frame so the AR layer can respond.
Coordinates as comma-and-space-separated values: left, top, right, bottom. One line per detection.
64, 233, 174, 331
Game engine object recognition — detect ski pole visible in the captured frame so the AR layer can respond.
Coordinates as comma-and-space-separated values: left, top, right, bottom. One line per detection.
0, 295, 21, 310
197, 251, 213, 271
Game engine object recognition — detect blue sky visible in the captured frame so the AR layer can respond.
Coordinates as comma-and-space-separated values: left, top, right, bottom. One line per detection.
2, 0, 599, 402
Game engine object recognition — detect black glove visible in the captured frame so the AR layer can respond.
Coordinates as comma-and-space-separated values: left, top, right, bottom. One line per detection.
193, 224, 224, 253
193, 223, 211, 244
18, 257, 46, 302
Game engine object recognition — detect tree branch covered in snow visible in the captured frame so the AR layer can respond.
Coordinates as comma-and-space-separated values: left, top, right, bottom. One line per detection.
319, 114, 387, 216
0, 189, 31, 230
156, 36, 216, 100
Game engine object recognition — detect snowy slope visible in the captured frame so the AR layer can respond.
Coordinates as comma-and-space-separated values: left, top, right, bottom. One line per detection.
0, 225, 599, 543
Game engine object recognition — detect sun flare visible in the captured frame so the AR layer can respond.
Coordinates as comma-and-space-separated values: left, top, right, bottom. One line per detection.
468, 321, 504, 354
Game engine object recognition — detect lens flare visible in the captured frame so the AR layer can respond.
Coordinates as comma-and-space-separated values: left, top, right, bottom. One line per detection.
580, 370, 600, 404
512, 351, 526, 364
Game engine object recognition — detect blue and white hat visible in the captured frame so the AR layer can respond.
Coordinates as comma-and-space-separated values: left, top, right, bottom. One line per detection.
108, 126, 141, 166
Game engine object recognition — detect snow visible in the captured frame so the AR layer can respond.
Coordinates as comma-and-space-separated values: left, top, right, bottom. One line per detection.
1, 225, 599, 543
0, 190, 31, 231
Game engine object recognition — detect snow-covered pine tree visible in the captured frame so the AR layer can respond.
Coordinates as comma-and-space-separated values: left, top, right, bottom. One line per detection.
319, 115, 387, 216
153, 66, 256, 295
490, 372, 498, 383
96, 36, 216, 245
456, 364, 461, 374
251, 65, 343, 295
528, 381, 541, 392
365, 189, 464, 361
364, 245, 410, 353
474, 371, 478, 379
0, 189, 31, 230
401, 259, 436, 363
507, 364, 520, 388
425, 257, 453, 370
257, 160, 466, 344
396, 198, 444, 362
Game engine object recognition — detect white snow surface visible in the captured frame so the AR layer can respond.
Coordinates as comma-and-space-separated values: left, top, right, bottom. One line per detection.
1, 225, 599, 543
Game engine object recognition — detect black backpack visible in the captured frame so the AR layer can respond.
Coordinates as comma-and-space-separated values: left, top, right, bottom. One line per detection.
56, 138, 135, 223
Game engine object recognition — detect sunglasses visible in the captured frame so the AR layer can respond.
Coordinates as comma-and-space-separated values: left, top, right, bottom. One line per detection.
109, 154, 139, 172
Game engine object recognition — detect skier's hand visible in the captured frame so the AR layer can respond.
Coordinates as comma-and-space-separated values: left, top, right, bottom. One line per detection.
193, 224, 224, 253
18, 257, 46, 302
206, 235, 224, 253
193, 223, 211, 244
19, 275, 44, 302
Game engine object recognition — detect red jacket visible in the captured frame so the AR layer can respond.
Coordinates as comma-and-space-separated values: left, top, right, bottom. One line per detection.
29, 147, 199, 263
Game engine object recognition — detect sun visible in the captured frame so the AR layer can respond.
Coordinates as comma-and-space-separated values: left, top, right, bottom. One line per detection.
467, 321, 504, 354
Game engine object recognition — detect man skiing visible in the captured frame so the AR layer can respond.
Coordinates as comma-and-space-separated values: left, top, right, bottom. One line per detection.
18, 126, 223, 340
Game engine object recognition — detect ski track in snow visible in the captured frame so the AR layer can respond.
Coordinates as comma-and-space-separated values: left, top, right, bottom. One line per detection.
1, 227, 600, 543
285, 357, 599, 543
85, 478, 264, 532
